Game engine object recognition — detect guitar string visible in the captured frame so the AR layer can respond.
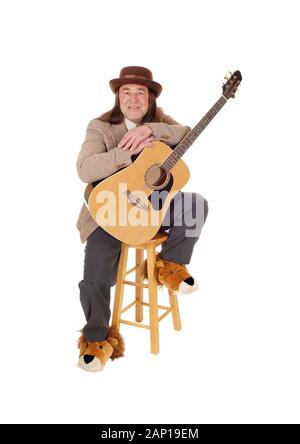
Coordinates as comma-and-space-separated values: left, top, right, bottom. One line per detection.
147, 97, 227, 186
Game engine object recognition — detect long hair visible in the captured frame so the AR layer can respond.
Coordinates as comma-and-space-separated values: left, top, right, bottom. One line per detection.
97, 88, 165, 124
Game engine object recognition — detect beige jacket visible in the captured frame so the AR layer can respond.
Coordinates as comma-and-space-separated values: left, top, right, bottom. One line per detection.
76, 113, 191, 243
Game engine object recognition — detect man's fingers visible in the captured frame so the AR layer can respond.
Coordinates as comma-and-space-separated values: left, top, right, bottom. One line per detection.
129, 136, 147, 151
122, 135, 145, 150
118, 128, 139, 147
122, 136, 135, 151
130, 143, 143, 154
145, 137, 155, 143
118, 126, 155, 148
118, 135, 128, 148
119, 131, 155, 150
130, 136, 154, 151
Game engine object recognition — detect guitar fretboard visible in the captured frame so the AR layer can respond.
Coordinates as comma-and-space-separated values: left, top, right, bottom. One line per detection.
161, 95, 227, 171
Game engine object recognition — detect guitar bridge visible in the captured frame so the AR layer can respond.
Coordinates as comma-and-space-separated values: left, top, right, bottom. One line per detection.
124, 191, 148, 211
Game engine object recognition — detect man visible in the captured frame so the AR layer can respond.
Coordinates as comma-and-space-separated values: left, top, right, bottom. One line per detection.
76, 66, 208, 372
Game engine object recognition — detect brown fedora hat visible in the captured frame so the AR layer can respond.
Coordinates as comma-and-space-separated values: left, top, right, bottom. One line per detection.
109, 66, 162, 98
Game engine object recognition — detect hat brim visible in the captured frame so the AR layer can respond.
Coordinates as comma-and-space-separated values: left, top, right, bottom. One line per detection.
109, 78, 162, 98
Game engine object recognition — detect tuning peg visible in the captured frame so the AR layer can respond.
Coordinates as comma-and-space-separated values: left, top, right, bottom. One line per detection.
224, 71, 233, 80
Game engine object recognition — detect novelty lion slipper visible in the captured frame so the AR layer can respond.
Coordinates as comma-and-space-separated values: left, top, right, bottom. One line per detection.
142, 253, 199, 294
77, 326, 125, 372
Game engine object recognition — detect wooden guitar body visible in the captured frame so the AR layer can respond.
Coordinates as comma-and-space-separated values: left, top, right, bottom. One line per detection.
88, 141, 190, 245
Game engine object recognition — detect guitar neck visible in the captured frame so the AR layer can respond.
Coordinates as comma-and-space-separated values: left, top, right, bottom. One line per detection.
161, 95, 228, 171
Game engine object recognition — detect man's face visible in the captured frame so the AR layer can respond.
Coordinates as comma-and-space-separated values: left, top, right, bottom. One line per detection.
119, 83, 149, 123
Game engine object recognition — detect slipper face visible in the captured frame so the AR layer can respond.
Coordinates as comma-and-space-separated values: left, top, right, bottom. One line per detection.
156, 258, 198, 293
178, 279, 199, 294
77, 327, 125, 372
77, 337, 114, 372
78, 354, 104, 372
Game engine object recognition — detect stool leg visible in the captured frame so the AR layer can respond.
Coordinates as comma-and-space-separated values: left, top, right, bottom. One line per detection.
147, 245, 159, 354
112, 243, 128, 331
135, 249, 144, 323
168, 290, 182, 331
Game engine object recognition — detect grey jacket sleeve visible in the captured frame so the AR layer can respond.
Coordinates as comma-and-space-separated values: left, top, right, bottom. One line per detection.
76, 121, 133, 183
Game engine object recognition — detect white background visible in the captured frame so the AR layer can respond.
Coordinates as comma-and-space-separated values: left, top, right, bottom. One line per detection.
1, 0, 299, 424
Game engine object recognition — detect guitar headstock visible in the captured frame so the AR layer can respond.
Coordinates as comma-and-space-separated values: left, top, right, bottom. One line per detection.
222, 70, 242, 99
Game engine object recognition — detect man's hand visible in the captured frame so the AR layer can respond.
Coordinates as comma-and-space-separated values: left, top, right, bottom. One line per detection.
128, 136, 155, 155
118, 125, 154, 151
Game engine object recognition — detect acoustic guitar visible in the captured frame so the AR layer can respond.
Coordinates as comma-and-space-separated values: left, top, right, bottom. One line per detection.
86, 70, 242, 245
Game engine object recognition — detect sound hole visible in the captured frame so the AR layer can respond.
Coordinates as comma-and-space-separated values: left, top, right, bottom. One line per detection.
145, 164, 169, 189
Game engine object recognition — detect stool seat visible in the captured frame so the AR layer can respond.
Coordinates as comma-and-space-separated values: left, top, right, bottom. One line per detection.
112, 232, 182, 354
125, 232, 169, 249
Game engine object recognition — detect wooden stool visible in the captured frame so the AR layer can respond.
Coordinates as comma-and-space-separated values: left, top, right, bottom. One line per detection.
112, 232, 182, 354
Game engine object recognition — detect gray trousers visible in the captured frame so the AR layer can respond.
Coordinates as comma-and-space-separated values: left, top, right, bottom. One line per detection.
78, 192, 208, 341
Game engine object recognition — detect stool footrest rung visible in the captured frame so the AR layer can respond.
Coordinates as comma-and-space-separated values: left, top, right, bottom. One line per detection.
122, 299, 172, 313
121, 300, 137, 313
119, 319, 150, 329
120, 299, 173, 325
125, 265, 139, 276
158, 308, 172, 322
122, 280, 148, 288
140, 301, 171, 310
